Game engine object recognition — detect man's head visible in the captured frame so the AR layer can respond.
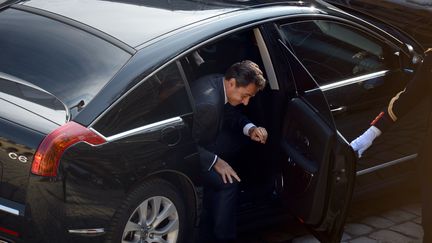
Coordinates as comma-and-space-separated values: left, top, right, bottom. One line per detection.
224, 60, 266, 106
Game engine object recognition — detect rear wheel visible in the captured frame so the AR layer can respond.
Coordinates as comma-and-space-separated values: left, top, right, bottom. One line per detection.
106, 179, 186, 243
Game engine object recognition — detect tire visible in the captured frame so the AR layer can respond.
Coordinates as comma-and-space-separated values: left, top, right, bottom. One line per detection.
106, 179, 187, 243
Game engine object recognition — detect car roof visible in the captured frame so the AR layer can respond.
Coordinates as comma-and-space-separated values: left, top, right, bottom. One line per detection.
17, 0, 325, 48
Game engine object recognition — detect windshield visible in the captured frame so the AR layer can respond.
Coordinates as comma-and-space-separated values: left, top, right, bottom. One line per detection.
0, 8, 131, 118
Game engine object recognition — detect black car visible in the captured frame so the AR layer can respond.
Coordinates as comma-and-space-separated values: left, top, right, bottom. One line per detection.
0, 0, 427, 242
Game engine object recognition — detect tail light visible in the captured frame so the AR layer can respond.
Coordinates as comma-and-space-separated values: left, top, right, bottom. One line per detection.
0, 226, 19, 237
31, 121, 106, 177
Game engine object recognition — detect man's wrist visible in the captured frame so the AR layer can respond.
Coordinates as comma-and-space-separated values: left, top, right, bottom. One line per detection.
243, 123, 256, 136
248, 126, 257, 136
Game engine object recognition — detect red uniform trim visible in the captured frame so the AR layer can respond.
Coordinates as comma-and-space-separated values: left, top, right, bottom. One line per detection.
370, 112, 385, 126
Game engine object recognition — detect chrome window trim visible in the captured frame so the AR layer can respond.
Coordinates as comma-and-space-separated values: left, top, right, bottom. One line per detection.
320, 70, 390, 92
0, 204, 20, 216
89, 127, 108, 141
356, 154, 417, 176
95, 117, 183, 142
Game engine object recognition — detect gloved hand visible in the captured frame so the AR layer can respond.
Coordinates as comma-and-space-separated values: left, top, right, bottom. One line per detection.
350, 126, 382, 158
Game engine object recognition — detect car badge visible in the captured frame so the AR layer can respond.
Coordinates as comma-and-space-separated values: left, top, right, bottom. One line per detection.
8, 152, 29, 163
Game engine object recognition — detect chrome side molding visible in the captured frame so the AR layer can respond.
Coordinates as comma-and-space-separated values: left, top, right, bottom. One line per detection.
0, 198, 25, 216
357, 154, 417, 176
68, 228, 105, 236
92, 116, 183, 142
320, 70, 389, 91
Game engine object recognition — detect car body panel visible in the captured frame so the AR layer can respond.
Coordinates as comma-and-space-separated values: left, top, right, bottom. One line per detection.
0, 118, 45, 204
0, 117, 44, 243
18, 116, 200, 242
0, 0, 425, 242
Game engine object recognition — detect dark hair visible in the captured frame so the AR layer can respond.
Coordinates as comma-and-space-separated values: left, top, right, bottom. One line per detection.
224, 60, 266, 90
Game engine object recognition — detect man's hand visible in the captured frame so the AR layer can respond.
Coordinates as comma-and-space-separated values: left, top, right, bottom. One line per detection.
350, 126, 381, 158
213, 158, 241, 184
249, 126, 268, 144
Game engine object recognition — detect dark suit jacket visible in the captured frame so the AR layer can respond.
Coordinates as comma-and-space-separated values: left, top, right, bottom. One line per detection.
191, 74, 250, 171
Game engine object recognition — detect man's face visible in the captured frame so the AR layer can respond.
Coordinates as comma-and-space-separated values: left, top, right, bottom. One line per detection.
225, 78, 259, 106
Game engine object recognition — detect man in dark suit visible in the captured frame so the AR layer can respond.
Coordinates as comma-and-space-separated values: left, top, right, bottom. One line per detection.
191, 60, 268, 242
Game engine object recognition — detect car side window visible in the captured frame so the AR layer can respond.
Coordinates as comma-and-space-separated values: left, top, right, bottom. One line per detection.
279, 20, 395, 85
180, 29, 265, 82
94, 62, 192, 137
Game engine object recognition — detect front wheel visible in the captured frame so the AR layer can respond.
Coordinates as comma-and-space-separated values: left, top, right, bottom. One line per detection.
106, 179, 187, 243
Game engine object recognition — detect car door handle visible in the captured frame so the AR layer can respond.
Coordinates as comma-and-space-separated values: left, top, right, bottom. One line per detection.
280, 139, 318, 174
361, 79, 384, 90
331, 106, 347, 115
161, 126, 181, 146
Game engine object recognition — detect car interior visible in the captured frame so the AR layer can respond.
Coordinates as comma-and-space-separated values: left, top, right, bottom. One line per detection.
179, 27, 321, 225
179, 25, 356, 233
180, 28, 287, 209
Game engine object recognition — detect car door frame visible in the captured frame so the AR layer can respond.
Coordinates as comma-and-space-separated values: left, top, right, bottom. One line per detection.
260, 22, 357, 242
270, 13, 427, 182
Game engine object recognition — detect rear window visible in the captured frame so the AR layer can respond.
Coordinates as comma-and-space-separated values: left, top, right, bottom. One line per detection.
0, 76, 67, 125
0, 8, 131, 118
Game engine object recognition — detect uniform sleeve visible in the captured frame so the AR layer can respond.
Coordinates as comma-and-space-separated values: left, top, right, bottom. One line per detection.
372, 53, 432, 132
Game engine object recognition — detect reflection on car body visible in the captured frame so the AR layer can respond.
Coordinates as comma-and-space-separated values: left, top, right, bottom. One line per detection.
0, 0, 427, 242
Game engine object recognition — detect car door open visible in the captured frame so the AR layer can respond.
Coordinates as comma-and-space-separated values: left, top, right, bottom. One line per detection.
278, 39, 357, 242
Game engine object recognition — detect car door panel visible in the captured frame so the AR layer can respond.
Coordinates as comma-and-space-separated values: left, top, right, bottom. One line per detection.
281, 97, 334, 224
270, 35, 356, 242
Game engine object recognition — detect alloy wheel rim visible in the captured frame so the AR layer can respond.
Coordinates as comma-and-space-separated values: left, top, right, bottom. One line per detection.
122, 196, 179, 243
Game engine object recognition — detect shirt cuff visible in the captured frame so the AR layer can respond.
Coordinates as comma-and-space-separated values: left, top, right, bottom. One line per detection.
243, 123, 256, 136
370, 125, 382, 137
208, 155, 218, 171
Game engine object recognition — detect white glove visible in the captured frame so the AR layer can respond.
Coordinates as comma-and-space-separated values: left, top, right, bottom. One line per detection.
350, 126, 382, 158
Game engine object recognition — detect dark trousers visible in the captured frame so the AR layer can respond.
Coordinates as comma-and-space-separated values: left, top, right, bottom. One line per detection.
200, 170, 239, 242
199, 129, 249, 242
